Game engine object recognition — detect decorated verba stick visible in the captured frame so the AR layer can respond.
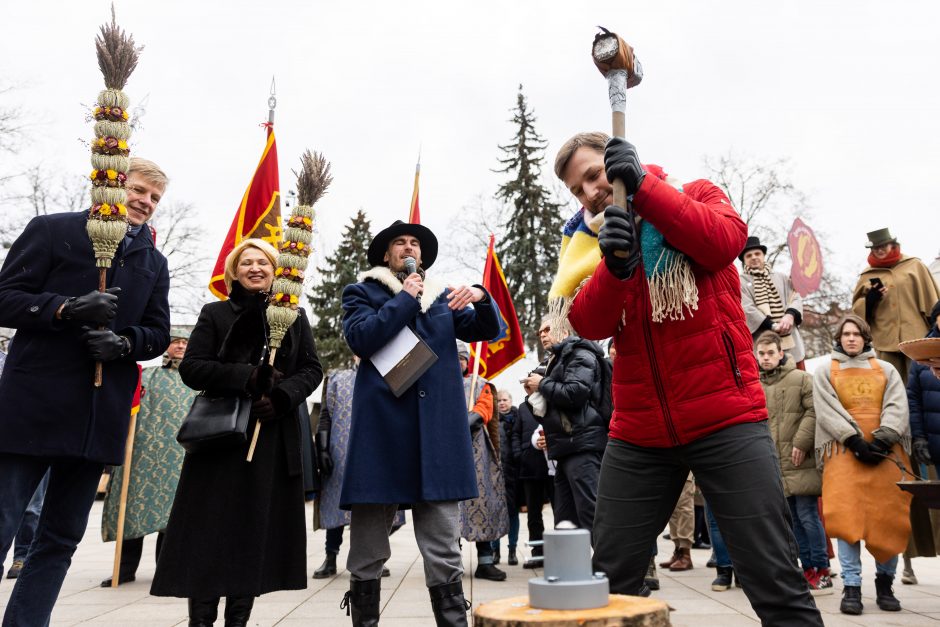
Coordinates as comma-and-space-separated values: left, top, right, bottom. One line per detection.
87, 6, 142, 387
246, 149, 332, 462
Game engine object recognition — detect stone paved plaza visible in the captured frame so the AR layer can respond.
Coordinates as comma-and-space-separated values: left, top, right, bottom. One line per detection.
3, 501, 940, 625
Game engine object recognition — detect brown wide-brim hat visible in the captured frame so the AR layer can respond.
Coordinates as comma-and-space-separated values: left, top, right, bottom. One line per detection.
738, 235, 767, 261
865, 228, 898, 248
367, 221, 438, 269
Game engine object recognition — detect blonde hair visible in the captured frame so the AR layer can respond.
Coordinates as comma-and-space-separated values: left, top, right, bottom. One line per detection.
554, 131, 609, 180
223, 238, 279, 292
129, 157, 169, 189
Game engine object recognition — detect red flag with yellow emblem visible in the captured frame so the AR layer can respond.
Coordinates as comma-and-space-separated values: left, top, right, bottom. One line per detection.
787, 217, 823, 296
468, 235, 525, 379
209, 126, 281, 299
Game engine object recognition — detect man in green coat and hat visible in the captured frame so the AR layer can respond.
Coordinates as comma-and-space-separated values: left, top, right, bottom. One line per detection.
100, 327, 195, 586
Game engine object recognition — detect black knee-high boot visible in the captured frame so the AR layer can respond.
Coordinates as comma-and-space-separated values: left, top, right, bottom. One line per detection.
188, 597, 219, 627
429, 581, 470, 627
342, 578, 381, 626
223, 596, 255, 627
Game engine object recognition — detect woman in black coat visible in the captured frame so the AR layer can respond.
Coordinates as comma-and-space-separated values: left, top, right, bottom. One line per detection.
151, 239, 322, 626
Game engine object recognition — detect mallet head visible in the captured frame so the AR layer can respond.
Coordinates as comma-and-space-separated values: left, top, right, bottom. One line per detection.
592, 26, 643, 88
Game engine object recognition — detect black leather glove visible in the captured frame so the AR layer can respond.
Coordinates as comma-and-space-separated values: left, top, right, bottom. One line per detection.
315, 429, 334, 477
604, 137, 646, 195
913, 437, 933, 466
247, 364, 275, 396
250, 396, 277, 422
598, 205, 641, 279
61, 287, 121, 324
468, 411, 483, 433
81, 328, 129, 361
844, 435, 882, 465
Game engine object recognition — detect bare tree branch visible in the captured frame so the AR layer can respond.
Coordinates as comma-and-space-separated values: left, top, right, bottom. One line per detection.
150, 200, 212, 320
702, 151, 850, 357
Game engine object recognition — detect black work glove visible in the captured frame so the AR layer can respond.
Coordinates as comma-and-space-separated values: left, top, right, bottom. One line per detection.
604, 137, 646, 195
598, 205, 641, 279
913, 437, 933, 466
61, 287, 121, 324
250, 396, 277, 422
844, 434, 882, 465
315, 429, 334, 477
247, 364, 275, 396
869, 437, 893, 456
81, 327, 129, 362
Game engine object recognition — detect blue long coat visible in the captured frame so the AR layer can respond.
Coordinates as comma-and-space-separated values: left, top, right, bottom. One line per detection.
0, 212, 170, 464
908, 327, 940, 461
340, 267, 500, 507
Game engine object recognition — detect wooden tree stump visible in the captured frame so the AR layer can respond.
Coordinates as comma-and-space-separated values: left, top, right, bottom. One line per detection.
473, 594, 670, 627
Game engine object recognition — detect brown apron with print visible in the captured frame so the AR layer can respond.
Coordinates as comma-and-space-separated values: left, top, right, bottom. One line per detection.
821, 358, 912, 563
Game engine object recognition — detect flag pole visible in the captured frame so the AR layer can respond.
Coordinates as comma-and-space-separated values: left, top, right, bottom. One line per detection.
110, 410, 137, 587
466, 235, 492, 409
409, 146, 421, 224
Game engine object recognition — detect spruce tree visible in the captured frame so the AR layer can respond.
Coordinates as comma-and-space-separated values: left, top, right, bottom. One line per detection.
309, 209, 373, 373
495, 85, 563, 358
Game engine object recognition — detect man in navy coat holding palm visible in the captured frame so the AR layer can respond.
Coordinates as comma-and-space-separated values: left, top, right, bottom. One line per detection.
341, 221, 499, 627
0, 157, 170, 626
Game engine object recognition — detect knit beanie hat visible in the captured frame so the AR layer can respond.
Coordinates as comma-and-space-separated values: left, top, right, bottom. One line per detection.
456, 341, 470, 360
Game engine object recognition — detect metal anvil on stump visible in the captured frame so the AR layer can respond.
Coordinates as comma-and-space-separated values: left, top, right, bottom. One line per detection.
473, 527, 670, 626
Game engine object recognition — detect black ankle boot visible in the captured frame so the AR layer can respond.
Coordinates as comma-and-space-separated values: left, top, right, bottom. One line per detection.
492, 547, 501, 565
507, 547, 518, 566
223, 596, 254, 627
429, 581, 470, 627
711, 566, 733, 592
188, 597, 219, 627
313, 551, 338, 579
875, 573, 901, 611
341, 579, 380, 626
840, 585, 863, 615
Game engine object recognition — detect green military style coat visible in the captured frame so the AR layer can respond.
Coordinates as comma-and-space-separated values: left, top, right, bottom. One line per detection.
102, 361, 196, 541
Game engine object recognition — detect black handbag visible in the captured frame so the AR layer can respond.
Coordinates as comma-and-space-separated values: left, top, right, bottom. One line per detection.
176, 393, 252, 453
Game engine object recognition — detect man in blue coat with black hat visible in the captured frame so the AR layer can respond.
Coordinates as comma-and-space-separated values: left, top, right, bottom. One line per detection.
0, 157, 170, 626
340, 221, 500, 627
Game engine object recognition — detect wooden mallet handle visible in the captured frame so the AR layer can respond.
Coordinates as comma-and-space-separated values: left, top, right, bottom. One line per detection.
592, 27, 643, 258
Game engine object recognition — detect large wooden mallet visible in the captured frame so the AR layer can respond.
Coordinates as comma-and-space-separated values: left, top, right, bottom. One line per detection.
592, 27, 643, 257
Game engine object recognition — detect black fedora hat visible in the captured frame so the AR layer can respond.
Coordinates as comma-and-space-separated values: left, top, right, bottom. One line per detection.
367, 221, 439, 269
738, 235, 767, 261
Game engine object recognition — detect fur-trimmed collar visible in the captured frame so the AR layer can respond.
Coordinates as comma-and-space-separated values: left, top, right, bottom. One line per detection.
358, 266, 448, 313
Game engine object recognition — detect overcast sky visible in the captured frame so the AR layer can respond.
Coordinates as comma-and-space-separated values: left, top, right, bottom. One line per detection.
3, 1, 939, 388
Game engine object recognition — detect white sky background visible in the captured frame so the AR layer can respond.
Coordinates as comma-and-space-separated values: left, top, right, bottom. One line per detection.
3, 0, 939, 394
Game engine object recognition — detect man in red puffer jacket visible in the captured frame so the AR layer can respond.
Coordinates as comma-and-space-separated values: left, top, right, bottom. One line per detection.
557, 132, 821, 626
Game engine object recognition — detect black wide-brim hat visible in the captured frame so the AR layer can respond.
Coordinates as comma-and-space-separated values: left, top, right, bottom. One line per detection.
367, 221, 438, 269
738, 235, 767, 261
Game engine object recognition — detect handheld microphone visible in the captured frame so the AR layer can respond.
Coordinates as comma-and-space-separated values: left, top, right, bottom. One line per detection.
404, 257, 417, 276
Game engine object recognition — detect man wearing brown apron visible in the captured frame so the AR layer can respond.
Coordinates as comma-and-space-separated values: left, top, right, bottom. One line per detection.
813, 314, 912, 615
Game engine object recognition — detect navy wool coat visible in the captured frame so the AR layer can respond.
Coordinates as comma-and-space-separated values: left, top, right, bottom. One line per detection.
340, 267, 500, 507
0, 212, 170, 464
908, 328, 940, 461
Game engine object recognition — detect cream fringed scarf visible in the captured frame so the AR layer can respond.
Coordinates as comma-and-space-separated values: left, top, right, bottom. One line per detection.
547, 165, 698, 325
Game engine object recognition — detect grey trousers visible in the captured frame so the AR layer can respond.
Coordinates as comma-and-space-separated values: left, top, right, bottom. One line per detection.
348, 501, 462, 587
593, 422, 822, 627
